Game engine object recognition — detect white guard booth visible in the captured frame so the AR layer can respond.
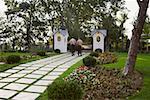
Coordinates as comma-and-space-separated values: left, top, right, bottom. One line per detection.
53, 29, 69, 53
91, 29, 107, 52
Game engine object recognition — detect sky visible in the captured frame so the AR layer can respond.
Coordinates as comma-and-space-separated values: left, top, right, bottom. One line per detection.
124, 0, 150, 39
0, 0, 150, 39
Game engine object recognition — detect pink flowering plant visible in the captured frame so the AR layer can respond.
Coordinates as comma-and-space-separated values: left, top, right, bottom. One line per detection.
64, 66, 95, 86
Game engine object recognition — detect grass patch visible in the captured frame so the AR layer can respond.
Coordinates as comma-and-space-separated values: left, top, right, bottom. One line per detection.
103, 52, 150, 99
36, 60, 83, 100
0, 52, 57, 72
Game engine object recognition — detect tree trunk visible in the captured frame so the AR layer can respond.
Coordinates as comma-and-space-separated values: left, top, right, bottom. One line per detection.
146, 34, 149, 52
123, 0, 149, 75
115, 32, 119, 51
122, 33, 124, 51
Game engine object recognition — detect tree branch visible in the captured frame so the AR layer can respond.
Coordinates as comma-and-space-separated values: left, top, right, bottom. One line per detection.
137, 0, 142, 7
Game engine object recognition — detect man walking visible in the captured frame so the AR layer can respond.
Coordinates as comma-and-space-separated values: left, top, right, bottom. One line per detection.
76, 38, 83, 56
68, 38, 76, 56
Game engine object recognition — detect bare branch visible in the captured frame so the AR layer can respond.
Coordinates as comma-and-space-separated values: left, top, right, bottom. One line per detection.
137, 0, 142, 7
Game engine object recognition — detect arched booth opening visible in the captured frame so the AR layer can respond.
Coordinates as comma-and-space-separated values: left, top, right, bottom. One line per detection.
91, 29, 107, 52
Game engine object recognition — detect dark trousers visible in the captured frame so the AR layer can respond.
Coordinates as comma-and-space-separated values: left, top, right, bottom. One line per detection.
70, 44, 75, 55
76, 45, 82, 56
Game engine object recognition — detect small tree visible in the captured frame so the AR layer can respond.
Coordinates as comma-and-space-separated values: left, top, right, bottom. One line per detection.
123, 0, 149, 75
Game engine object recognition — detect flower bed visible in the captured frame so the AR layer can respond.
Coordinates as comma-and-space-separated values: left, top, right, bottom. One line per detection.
65, 66, 143, 99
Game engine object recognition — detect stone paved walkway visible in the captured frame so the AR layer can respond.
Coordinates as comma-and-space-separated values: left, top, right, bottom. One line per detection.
0, 53, 88, 100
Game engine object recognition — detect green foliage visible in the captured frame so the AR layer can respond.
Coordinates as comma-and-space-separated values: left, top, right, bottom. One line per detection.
54, 49, 61, 54
5, 55, 21, 64
90, 52, 99, 57
4, 0, 49, 50
0, 57, 5, 62
36, 51, 46, 56
48, 80, 84, 100
83, 56, 96, 67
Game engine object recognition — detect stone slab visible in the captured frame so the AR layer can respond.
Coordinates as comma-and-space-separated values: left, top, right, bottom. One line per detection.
19, 64, 31, 67
12, 66, 26, 70
32, 70, 49, 75
34, 80, 53, 86
0, 89, 17, 99
25, 85, 47, 93
5, 69, 20, 73
0, 83, 8, 88
24, 74, 43, 79
0, 62, 5, 65
58, 65, 70, 69
18, 70, 33, 74
25, 67, 39, 70
0, 78, 18, 83
9, 73, 26, 78
42, 75, 59, 80
12, 92, 40, 100
16, 78, 36, 84
52, 68, 67, 72
4, 83, 28, 91
0, 73, 12, 77
44, 64, 57, 68
31, 64, 44, 67
48, 72, 63, 76
38, 67, 53, 71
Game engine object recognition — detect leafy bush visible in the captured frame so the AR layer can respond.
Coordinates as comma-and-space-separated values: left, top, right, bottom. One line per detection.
48, 80, 84, 100
5, 55, 21, 64
54, 49, 61, 53
97, 52, 117, 64
0, 57, 5, 62
36, 51, 46, 56
90, 52, 99, 57
83, 56, 96, 67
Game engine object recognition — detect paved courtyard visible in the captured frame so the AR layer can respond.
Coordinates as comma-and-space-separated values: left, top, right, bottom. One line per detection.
0, 52, 88, 100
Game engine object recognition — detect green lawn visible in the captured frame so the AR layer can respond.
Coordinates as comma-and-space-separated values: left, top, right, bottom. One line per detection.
0, 52, 57, 72
103, 52, 150, 100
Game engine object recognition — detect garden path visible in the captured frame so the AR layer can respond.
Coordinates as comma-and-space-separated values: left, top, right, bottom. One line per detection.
0, 52, 88, 100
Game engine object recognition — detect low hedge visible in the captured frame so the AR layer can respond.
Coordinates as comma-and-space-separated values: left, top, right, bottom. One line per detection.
48, 80, 83, 100
5, 55, 21, 64
83, 56, 96, 67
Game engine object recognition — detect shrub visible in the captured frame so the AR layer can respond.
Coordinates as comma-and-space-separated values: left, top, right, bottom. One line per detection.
83, 56, 96, 67
95, 48, 102, 53
0, 57, 5, 62
36, 51, 46, 56
54, 49, 61, 53
48, 80, 84, 100
5, 55, 21, 64
90, 52, 99, 57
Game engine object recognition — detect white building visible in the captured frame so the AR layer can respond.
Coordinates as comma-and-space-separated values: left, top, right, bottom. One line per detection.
53, 29, 69, 53
91, 29, 107, 52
